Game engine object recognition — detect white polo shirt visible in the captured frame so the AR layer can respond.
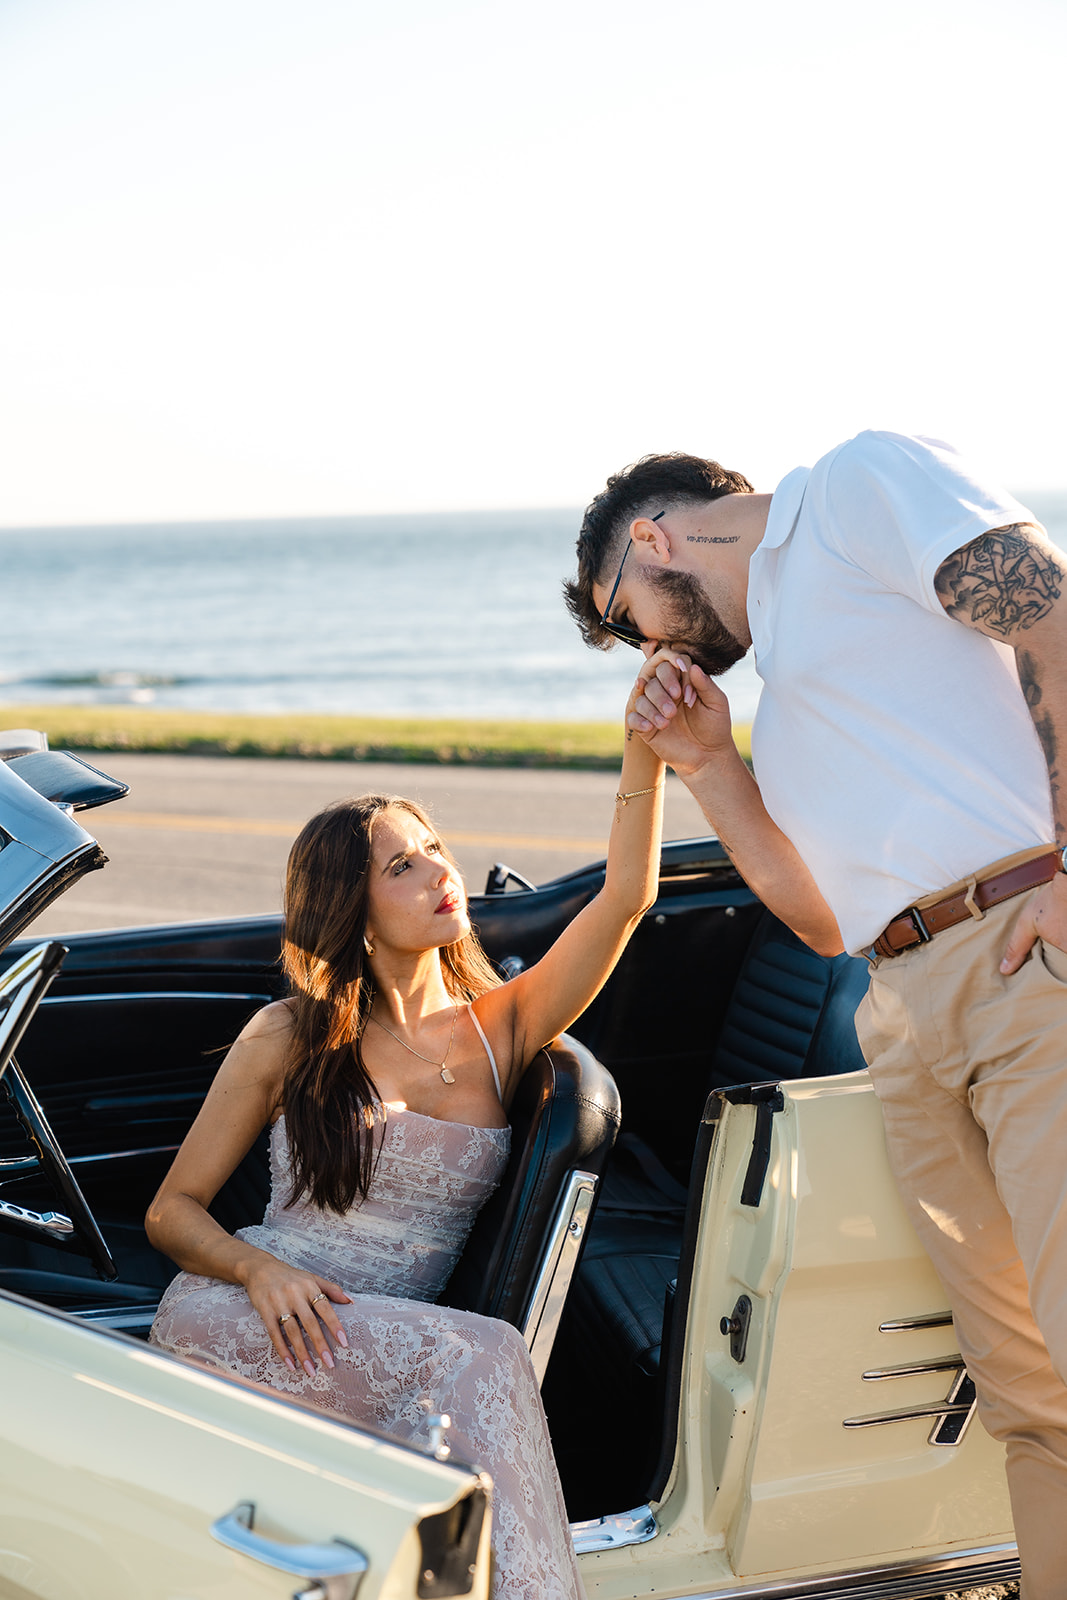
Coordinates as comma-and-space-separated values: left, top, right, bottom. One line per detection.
748, 430, 1053, 955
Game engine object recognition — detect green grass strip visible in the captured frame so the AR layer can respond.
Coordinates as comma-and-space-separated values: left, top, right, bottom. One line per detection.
1, 702, 753, 769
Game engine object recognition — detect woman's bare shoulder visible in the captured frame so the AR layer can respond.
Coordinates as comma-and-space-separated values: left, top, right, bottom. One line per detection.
219, 1001, 295, 1102
239, 998, 296, 1042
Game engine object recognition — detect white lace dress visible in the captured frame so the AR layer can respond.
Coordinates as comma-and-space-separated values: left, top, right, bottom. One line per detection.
150, 1104, 585, 1600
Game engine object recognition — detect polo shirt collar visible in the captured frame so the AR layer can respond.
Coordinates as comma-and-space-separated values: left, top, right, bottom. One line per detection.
746, 465, 809, 667
757, 465, 809, 553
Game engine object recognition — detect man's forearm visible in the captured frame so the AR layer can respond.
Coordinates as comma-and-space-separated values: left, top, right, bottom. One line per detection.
682, 746, 844, 956
1016, 641, 1067, 844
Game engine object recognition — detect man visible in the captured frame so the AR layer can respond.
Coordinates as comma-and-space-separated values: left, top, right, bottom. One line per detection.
565, 431, 1067, 1597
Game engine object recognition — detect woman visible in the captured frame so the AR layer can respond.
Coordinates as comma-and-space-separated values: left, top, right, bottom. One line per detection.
147, 660, 674, 1600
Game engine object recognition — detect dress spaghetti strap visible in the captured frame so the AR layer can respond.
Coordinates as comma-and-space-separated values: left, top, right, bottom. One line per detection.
468, 1005, 504, 1102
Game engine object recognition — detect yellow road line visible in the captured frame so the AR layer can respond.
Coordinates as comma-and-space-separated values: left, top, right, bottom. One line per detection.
96, 810, 300, 837
93, 809, 605, 854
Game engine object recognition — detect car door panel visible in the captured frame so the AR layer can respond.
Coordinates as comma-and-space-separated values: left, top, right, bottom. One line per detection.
0, 1292, 490, 1600
725, 1074, 1013, 1577
585, 1071, 1015, 1597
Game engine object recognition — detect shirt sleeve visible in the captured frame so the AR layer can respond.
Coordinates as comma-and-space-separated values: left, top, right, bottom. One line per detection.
823, 431, 1036, 615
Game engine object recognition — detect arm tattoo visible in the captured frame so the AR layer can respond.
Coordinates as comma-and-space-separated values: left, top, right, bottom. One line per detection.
1018, 648, 1062, 828
935, 524, 1063, 637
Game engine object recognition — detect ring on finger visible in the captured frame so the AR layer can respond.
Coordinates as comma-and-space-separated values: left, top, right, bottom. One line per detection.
278, 1313, 292, 1324
310, 1293, 327, 1305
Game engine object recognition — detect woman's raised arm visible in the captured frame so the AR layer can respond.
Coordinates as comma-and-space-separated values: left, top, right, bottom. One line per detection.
475, 654, 668, 1088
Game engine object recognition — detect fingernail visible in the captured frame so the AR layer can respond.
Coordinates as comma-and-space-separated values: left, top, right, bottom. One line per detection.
284, 1356, 296, 1371
322, 1347, 335, 1369
335, 1327, 349, 1348
303, 1359, 316, 1377
1000, 960, 1011, 973
685, 687, 695, 707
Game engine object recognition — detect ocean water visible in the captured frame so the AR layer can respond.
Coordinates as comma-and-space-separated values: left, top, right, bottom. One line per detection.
2, 493, 1066, 726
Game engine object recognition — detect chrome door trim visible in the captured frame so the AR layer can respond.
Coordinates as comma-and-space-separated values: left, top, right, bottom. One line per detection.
68, 1143, 181, 1166
521, 1169, 597, 1384
597, 1540, 1019, 1598
211, 1502, 367, 1597
39, 990, 271, 1006
571, 1504, 657, 1554
842, 1399, 974, 1429
861, 1357, 964, 1381
0, 1196, 73, 1237
75, 1304, 160, 1331
878, 1312, 953, 1332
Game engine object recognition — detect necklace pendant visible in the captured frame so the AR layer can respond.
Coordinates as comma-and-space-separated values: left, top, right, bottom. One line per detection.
440, 1067, 456, 1085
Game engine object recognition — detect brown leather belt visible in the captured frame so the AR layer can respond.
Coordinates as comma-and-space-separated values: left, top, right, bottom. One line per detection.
871, 849, 1061, 959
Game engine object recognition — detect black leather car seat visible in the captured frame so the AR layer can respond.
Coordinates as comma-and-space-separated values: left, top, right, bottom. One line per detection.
552, 912, 870, 1510
441, 1032, 621, 1375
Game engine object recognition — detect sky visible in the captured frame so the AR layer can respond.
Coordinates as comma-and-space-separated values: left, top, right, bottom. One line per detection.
2, 0, 1065, 527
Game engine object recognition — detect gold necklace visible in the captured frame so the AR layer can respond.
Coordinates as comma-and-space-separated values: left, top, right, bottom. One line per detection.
368, 1004, 459, 1084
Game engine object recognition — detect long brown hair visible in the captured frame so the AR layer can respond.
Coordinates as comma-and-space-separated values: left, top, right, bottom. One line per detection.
281, 794, 501, 1212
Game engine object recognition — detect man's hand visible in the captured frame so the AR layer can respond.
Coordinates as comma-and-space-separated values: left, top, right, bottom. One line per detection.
1000, 872, 1067, 974
627, 651, 736, 777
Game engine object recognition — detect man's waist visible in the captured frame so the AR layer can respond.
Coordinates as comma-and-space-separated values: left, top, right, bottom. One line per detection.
871, 845, 1059, 960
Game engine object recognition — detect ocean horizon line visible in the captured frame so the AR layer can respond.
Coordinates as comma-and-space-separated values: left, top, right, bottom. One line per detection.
3, 485, 1067, 538
0, 504, 587, 537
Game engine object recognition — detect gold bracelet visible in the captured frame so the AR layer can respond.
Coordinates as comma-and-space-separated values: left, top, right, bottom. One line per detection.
614, 783, 662, 819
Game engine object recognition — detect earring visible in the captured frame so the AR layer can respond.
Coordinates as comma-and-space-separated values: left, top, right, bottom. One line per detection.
364, 936, 375, 957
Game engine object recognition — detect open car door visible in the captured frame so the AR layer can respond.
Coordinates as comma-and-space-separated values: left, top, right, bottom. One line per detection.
584, 1071, 1020, 1599
0, 1291, 491, 1600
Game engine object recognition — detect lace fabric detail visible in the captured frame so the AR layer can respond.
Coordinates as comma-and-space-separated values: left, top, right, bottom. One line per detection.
150, 1110, 585, 1600
252, 1110, 510, 1301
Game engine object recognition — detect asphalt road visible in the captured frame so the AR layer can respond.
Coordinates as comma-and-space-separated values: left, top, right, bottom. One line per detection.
27, 751, 710, 934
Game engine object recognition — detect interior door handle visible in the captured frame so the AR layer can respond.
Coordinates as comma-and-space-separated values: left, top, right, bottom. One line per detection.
211, 1503, 368, 1599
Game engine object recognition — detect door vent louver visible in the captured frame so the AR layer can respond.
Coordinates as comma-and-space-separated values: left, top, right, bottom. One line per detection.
842, 1314, 978, 1446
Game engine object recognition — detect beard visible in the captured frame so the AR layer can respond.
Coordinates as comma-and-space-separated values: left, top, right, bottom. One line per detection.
643, 567, 749, 676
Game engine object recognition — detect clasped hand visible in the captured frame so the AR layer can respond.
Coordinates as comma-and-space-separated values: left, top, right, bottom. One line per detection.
242, 1252, 351, 1374
626, 648, 734, 775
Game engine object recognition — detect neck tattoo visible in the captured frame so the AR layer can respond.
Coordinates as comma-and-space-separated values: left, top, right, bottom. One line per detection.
686, 534, 740, 545
369, 1004, 460, 1084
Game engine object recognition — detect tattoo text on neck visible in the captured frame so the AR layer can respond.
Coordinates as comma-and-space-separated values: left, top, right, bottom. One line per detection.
687, 534, 740, 545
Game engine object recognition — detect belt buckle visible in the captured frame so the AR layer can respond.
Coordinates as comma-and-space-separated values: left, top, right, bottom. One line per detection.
907, 905, 932, 945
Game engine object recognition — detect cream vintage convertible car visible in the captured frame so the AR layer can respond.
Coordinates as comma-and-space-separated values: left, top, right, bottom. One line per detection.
0, 732, 1019, 1599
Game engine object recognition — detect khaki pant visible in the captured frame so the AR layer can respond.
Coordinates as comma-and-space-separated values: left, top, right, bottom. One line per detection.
856, 871, 1067, 1600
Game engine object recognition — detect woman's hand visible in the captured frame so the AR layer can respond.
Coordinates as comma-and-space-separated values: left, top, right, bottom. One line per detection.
241, 1252, 352, 1375
628, 650, 735, 777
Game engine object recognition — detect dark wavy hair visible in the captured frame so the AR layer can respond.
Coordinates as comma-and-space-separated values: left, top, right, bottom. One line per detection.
281, 794, 501, 1212
563, 452, 754, 648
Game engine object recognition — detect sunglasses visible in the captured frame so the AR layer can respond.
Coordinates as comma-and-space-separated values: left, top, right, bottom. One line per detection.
598, 511, 665, 648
